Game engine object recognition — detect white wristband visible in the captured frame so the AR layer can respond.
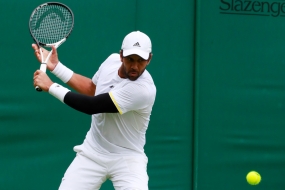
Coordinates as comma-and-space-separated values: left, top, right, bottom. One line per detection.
48, 83, 70, 103
51, 62, 74, 83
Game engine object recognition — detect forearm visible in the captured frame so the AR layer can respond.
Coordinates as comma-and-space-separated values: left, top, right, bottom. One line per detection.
67, 73, 96, 96
51, 62, 95, 96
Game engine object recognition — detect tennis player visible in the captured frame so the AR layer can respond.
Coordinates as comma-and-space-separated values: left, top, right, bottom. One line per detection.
32, 31, 156, 190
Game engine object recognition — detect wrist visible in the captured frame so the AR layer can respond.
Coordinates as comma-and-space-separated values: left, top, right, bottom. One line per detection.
48, 83, 70, 103
51, 62, 74, 83
49, 62, 59, 72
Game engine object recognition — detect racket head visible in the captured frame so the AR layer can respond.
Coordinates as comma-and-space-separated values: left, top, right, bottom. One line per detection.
29, 2, 74, 47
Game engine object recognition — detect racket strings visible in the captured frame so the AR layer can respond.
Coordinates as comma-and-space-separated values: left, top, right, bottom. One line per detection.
30, 5, 73, 44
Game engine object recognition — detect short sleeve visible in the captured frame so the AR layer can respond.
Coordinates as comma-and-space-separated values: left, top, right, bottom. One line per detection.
109, 83, 151, 114
92, 53, 120, 85
92, 70, 100, 85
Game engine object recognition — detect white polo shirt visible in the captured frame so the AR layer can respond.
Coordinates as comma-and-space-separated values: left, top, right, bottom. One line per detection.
83, 53, 156, 155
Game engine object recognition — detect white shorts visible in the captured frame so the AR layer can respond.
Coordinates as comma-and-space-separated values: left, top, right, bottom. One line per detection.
58, 145, 149, 190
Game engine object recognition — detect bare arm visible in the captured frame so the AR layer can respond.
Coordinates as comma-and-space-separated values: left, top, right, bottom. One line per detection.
66, 73, 96, 96
32, 44, 96, 96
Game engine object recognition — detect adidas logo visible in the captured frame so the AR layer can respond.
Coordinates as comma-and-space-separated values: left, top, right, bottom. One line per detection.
133, 42, 140, 47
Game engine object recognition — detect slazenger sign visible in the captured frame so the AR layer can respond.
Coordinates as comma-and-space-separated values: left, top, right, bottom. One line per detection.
220, 0, 285, 17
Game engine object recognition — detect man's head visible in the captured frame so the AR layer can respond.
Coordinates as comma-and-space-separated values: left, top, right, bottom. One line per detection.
119, 31, 152, 81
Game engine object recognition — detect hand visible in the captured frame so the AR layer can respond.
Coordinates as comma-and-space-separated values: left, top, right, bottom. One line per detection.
33, 70, 54, 92
32, 44, 59, 71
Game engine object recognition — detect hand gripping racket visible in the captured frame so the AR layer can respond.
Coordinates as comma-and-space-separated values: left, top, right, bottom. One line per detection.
29, 2, 74, 91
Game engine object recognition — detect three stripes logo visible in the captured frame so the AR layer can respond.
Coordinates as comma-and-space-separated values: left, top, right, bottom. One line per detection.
133, 42, 141, 47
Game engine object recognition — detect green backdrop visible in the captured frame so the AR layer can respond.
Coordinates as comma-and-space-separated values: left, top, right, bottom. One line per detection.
0, 0, 284, 190
194, 0, 285, 189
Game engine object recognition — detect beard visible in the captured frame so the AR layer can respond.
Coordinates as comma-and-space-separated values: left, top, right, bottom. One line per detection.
122, 66, 145, 81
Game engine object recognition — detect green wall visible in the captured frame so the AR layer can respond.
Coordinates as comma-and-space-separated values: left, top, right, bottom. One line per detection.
1, 0, 285, 190
195, 1, 285, 189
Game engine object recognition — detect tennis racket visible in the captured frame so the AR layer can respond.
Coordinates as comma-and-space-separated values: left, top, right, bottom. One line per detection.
29, 2, 74, 91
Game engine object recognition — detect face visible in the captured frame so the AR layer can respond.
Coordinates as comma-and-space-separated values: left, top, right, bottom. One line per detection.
120, 52, 151, 81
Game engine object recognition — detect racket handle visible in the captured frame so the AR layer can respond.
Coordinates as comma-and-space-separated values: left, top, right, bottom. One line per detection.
39, 63, 47, 73
35, 86, 42, 92
35, 63, 47, 92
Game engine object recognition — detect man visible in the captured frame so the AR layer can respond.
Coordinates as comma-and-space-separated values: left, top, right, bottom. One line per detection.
32, 31, 156, 190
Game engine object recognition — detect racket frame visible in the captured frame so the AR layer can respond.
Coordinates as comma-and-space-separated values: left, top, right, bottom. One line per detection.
29, 2, 74, 91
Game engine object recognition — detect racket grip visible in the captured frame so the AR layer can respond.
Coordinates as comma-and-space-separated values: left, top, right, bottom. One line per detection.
39, 63, 47, 73
35, 63, 47, 92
